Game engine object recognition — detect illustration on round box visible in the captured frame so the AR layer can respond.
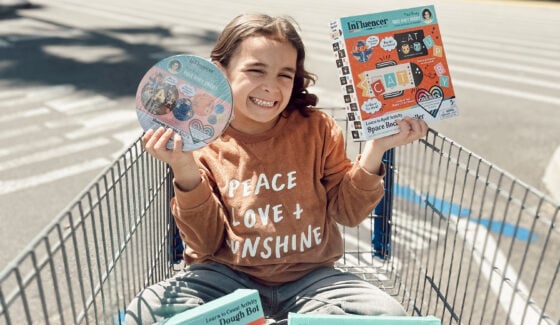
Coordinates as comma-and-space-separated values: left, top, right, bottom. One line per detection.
135, 55, 233, 151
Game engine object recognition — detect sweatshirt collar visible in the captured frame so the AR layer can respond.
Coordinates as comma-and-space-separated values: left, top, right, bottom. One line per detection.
222, 111, 292, 143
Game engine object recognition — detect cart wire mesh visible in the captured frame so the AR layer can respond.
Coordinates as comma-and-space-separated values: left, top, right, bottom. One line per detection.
0, 123, 558, 324
0, 140, 177, 324
337, 125, 559, 325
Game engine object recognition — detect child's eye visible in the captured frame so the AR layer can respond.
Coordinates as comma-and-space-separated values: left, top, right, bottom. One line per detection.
279, 74, 294, 80
247, 69, 264, 74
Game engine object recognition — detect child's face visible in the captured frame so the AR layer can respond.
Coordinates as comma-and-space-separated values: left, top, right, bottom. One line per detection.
220, 35, 297, 134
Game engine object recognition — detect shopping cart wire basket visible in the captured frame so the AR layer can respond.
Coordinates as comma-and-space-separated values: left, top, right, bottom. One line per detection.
0, 117, 558, 325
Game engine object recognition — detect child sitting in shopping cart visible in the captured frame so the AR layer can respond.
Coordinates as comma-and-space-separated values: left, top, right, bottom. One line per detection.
125, 13, 428, 325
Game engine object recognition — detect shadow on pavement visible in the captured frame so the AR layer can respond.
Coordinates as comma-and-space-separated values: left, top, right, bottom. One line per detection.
0, 3, 220, 98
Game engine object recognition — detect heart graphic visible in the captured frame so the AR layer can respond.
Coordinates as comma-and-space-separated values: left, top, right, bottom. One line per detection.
416, 85, 444, 117
189, 119, 215, 143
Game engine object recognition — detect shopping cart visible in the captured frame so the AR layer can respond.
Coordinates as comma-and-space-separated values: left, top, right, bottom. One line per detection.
0, 115, 558, 325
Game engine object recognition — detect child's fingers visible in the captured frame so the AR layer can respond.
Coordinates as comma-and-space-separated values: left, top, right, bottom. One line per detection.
142, 128, 155, 145
154, 128, 174, 150
173, 132, 183, 152
143, 127, 163, 150
409, 118, 427, 137
396, 117, 427, 142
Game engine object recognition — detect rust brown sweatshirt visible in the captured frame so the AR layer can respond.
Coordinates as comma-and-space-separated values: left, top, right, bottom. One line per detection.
171, 109, 386, 285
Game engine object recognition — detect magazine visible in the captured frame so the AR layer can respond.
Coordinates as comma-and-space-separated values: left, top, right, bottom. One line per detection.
162, 289, 265, 325
329, 5, 459, 140
135, 54, 233, 151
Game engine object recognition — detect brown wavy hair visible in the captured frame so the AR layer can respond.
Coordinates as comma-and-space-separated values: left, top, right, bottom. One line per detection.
210, 14, 318, 116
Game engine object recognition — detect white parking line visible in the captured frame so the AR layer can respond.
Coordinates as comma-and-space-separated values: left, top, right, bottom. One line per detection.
0, 125, 41, 140
453, 79, 560, 107
0, 106, 51, 123
0, 85, 75, 107
454, 216, 551, 325
0, 136, 62, 157
0, 158, 110, 196
0, 137, 110, 171
46, 94, 113, 115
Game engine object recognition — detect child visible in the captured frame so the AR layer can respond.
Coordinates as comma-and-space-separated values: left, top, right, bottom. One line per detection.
125, 13, 428, 324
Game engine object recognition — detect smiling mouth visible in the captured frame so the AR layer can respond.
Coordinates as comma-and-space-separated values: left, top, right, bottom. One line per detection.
250, 97, 276, 108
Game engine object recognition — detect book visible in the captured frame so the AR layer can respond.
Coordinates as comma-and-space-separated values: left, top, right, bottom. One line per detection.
288, 313, 441, 324
329, 5, 459, 140
135, 54, 233, 151
159, 289, 266, 325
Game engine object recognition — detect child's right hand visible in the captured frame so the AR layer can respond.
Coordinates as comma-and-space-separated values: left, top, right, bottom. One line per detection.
142, 127, 202, 191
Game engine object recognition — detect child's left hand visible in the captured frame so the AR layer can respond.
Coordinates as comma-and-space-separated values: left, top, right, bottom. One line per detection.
359, 117, 428, 175
376, 117, 429, 152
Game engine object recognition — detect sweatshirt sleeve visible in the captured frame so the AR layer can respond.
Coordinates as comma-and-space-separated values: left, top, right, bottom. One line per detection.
170, 173, 226, 259
321, 118, 387, 227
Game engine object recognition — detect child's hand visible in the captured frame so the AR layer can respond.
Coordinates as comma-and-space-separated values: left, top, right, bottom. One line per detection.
359, 117, 428, 175
376, 117, 428, 152
143, 127, 201, 191
143, 127, 187, 165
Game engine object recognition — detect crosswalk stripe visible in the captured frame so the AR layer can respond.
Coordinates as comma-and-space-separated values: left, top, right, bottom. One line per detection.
0, 125, 42, 140
0, 107, 51, 123
0, 158, 111, 196
0, 137, 63, 158
0, 137, 110, 172
0, 85, 75, 107
46, 95, 113, 115
454, 79, 560, 107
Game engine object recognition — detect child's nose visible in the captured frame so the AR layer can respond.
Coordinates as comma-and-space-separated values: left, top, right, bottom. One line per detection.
262, 77, 280, 93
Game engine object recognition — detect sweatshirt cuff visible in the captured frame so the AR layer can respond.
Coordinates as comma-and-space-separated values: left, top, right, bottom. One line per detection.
350, 155, 386, 191
173, 174, 212, 210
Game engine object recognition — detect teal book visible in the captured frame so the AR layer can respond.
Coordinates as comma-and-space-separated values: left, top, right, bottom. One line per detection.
160, 289, 266, 325
288, 313, 441, 324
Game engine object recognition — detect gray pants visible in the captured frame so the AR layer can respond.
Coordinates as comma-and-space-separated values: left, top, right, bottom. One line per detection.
124, 263, 406, 324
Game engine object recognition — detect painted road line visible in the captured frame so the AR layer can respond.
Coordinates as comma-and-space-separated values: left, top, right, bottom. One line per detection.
391, 208, 548, 325
394, 184, 537, 242
46, 94, 113, 115
543, 146, 560, 204
0, 136, 63, 157
0, 125, 41, 140
447, 52, 559, 78
445, 40, 560, 68
0, 137, 110, 171
0, 158, 110, 196
0, 106, 50, 123
0, 85, 76, 107
453, 79, 560, 107
64, 110, 137, 140
449, 64, 560, 91
455, 216, 551, 325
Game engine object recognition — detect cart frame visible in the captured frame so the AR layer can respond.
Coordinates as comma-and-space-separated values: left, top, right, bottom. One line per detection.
1, 117, 558, 325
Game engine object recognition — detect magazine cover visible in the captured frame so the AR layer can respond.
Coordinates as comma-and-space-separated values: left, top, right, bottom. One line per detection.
329, 5, 459, 140
135, 54, 233, 151
161, 289, 265, 325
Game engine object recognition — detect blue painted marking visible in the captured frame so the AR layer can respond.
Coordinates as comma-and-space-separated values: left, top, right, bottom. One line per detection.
477, 219, 537, 243
394, 184, 537, 242
394, 184, 470, 217
114, 310, 125, 324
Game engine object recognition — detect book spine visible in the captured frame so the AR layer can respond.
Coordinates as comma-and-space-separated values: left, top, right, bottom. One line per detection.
329, 19, 363, 141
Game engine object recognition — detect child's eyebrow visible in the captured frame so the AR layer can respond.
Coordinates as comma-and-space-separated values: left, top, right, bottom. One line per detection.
246, 62, 296, 74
